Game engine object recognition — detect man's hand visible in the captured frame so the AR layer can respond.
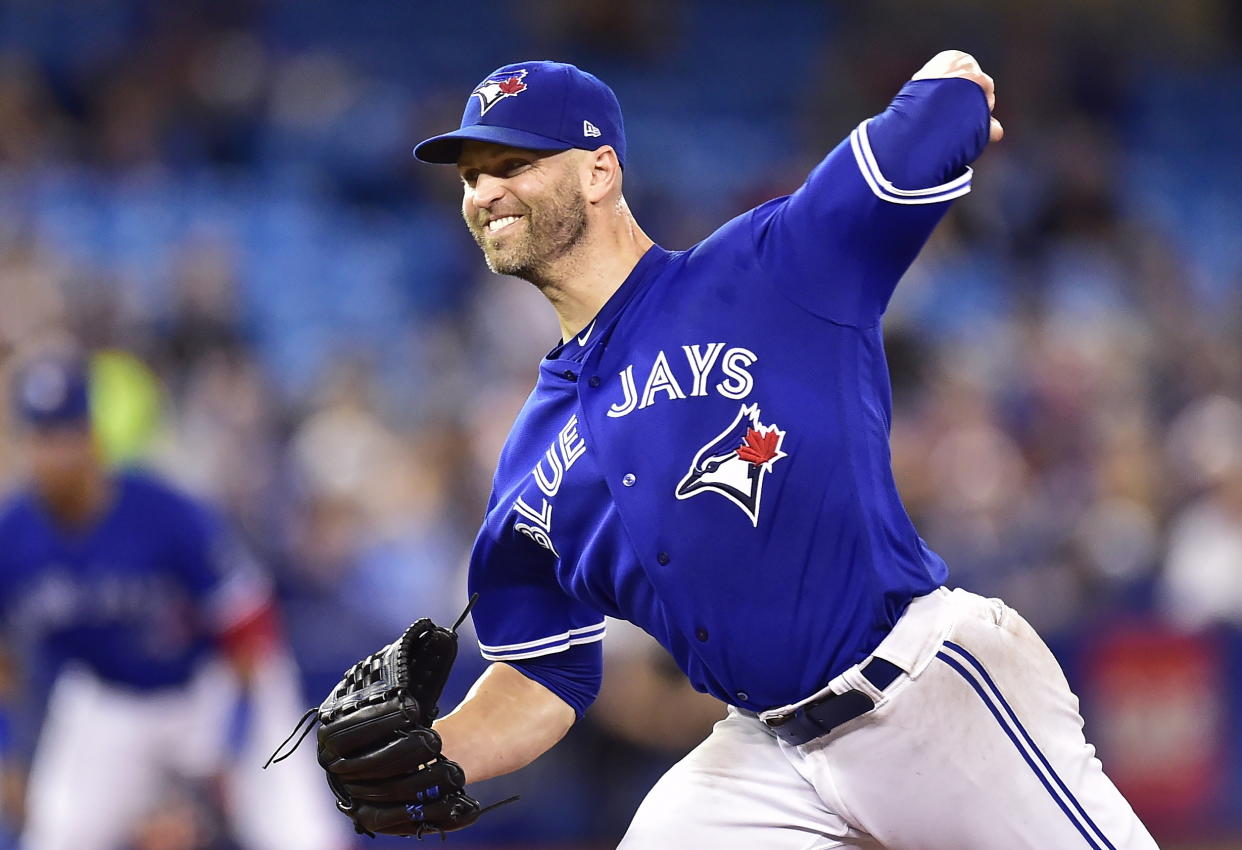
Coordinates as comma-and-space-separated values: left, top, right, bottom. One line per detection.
912, 50, 1003, 143
310, 618, 485, 837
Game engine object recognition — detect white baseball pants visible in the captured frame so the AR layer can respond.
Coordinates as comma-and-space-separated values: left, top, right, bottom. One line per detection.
21, 654, 348, 850
22, 659, 238, 850
619, 588, 1160, 849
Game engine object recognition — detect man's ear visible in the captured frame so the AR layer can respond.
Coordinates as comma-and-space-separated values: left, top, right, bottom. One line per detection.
583, 146, 621, 204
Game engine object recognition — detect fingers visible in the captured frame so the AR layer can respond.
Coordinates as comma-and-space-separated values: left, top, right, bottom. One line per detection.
911, 49, 980, 81
335, 759, 467, 804
342, 793, 483, 836
328, 756, 481, 836
912, 49, 1002, 143
401, 792, 481, 833
978, 72, 996, 111
321, 728, 443, 780
317, 696, 426, 757
912, 51, 993, 99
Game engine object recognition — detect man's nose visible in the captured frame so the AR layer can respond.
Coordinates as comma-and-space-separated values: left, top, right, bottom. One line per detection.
471, 173, 507, 208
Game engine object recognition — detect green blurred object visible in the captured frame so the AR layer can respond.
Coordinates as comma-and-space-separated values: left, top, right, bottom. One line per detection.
89, 350, 164, 466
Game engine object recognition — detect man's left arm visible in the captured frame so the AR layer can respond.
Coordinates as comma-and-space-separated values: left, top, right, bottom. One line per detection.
752, 51, 1001, 327
175, 501, 280, 682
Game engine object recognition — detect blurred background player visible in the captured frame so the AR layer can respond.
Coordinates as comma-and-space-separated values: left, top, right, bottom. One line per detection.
0, 351, 346, 850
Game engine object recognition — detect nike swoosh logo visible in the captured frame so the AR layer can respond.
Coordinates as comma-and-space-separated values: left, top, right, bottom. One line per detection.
577, 321, 596, 346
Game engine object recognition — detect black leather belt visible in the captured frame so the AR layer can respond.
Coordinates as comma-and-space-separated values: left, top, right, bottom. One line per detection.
759, 657, 904, 746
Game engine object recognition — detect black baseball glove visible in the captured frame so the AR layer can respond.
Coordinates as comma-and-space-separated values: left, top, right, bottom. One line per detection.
266, 599, 512, 839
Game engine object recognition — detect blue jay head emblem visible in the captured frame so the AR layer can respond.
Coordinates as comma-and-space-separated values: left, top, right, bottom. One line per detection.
472, 70, 528, 115
676, 403, 788, 526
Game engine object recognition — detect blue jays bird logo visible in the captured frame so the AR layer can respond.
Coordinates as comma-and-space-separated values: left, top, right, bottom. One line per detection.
472, 70, 528, 115
676, 403, 788, 526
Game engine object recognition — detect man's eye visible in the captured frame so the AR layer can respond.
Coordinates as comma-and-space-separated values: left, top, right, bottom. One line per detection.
461, 171, 479, 187
504, 160, 528, 175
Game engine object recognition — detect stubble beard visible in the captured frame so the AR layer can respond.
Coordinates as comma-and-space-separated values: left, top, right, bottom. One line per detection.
467, 173, 589, 285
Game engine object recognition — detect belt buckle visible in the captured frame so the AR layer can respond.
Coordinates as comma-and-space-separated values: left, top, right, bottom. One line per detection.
762, 712, 792, 729
759, 658, 905, 745
760, 686, 846, 735
760, 692, 840, 741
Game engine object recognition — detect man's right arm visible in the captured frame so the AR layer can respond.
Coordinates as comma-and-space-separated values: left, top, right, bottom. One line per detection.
751, 50, 998, 327
434, 662, 577, 783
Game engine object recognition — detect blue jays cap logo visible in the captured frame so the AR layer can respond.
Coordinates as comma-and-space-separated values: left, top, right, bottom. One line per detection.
676, 403, 788, 526
472, 69, 528, 116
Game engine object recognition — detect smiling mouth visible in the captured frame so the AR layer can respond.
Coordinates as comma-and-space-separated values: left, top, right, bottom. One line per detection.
486, 215, 523, 234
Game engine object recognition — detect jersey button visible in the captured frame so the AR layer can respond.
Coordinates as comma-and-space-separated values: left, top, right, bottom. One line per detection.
736, 691, 749, 702
657, 551, 670, 565
588, 376, 601, 388
695, 627, 709, 642
562, 369, 578, 381
622, 473, 636, 487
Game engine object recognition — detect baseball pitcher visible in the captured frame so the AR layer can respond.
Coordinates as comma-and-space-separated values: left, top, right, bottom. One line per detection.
304, 52, 1159, 849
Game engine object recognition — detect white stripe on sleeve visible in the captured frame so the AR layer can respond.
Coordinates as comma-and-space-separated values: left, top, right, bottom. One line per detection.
849, 119, 973, 205
479, 622, 607, 662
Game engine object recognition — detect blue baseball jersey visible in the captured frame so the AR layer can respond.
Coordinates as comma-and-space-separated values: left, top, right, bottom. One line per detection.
468, 78, 991, 713
0, 469, 266, 691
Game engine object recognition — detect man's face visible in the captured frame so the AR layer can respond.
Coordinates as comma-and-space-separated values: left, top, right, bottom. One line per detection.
24, 424, 97, 505
458, 143, 588, 279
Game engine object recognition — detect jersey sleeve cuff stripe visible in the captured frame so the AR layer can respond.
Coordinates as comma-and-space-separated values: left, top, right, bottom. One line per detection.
850, 120, 973, 205
205, 569, 273, 631
479, 622, 606, 661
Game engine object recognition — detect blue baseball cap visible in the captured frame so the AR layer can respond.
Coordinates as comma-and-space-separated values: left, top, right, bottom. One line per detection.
12, 355, 91, 428
414, 61, 626, 168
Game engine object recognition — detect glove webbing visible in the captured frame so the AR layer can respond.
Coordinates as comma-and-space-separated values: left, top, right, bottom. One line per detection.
263, 597, 478, 768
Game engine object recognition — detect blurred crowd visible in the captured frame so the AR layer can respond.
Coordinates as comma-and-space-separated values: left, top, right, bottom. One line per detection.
0, 0, 1240, 847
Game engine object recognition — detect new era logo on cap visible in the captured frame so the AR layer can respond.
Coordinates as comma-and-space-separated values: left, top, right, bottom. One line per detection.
583, 120, 601, 138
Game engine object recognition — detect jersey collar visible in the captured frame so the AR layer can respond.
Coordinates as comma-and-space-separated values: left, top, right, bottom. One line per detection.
545, 244, 671, 364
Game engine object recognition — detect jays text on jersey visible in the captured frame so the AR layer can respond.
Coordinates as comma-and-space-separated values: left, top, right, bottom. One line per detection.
468, 78, 991, 713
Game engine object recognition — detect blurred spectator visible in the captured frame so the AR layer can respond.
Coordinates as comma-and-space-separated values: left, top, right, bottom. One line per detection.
1160, 396, 1242, 629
